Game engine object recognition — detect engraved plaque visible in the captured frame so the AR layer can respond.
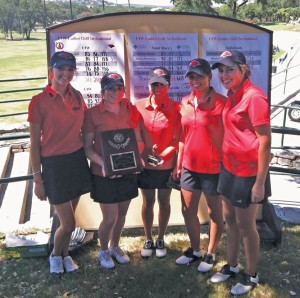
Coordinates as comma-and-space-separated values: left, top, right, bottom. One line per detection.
99, 128, 142, 176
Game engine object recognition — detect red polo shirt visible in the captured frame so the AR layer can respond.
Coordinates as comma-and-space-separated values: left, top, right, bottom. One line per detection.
222, 79, 270, 176
180, 88, 226, 174
27, 84, 86, 157
82, 98, 142, 176
135, 96, 181, 170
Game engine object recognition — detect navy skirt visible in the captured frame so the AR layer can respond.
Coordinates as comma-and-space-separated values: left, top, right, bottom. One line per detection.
91, 174, 138, 204
41, 147, 92, 205
138, 168, 173, 189
217, 166, 271, 209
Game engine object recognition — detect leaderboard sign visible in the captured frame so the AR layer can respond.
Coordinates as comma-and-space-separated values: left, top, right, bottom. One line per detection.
49, 32, 124, 108
47, 13, 272, 108
46, 12, 272, 230
128, 33, 198, 102
49, 32, 198, 105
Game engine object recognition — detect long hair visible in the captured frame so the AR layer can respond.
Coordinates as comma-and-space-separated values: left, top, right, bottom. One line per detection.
238, 63, 251, 80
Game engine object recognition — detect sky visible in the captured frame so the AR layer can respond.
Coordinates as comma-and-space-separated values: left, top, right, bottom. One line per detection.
114, 0, 173, 7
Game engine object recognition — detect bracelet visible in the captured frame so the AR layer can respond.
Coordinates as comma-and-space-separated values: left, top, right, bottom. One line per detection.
32, 170, 41, 175
34, 179, 44, 184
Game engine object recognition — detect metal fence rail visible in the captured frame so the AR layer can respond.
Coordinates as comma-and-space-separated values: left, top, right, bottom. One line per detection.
271, 63, 300, 93
0, 76, 46, 122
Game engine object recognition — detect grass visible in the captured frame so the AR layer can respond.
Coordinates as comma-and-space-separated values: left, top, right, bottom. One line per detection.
0, 32, 47, 123
0, 32, 47, 78
273, 50, 285, 62
0, 224, 300, 297
259, 22, 300, 32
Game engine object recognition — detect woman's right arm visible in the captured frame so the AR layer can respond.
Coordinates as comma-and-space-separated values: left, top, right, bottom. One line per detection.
83, 132, 105, 176
83, 132, 102, 165
29, 123, 47, 201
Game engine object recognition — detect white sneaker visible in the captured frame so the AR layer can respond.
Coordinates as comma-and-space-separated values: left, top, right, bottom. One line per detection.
63, 256, 79, 272
49, 254, 64, 274
175, 248, 202, 265
98, 249, 115, 269
231, 272, 259, 295
109, 246, 130, 264
210, 264, 240, 283
141, 239, 154, 258
155, 239, 167, 258
198, 253, 215, 273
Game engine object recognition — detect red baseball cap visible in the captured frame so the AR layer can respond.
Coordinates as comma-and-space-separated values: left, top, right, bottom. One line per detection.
50, 51, 76, 69
148, 67, 171, 85
211, 50, 246, 69
101, 72, 125, 90
185, 58, 211, 77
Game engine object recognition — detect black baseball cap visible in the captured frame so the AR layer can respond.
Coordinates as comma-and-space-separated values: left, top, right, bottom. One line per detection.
100, 72, 125, 90
211, 50, 247, 69
50, 51, 76, 69
148, 67, 171, 85
185, 58, 211, 77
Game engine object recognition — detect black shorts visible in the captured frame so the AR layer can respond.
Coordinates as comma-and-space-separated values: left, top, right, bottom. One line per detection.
180, 167, 220, 196
217, 166, 272, 209
138, 168, 173, 189
41, 148, 92, 205
91, 174, 138, 204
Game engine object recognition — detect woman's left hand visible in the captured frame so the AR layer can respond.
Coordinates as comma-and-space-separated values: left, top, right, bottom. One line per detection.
34, 183, 47, 201
156, 157, 164, 167
251, 183, 265, 203
152, 144, 158, 156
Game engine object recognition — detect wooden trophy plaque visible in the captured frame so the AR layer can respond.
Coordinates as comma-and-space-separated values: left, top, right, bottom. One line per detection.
99, 128, 143, 176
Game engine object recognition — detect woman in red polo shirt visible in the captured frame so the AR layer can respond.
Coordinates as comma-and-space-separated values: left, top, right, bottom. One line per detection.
209, 51, 271, 296
83, 73, 144, 269
173, 59, 226, 273
135, 67, 181, 258
28, 51, 92, 275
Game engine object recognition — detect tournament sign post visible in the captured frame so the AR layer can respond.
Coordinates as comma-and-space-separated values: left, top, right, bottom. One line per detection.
46, 11, 281, 245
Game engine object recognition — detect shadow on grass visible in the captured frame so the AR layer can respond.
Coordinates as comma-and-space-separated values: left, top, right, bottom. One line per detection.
256, 22, 278, 26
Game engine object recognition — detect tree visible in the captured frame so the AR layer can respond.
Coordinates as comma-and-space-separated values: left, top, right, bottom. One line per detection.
277, 7, 291, 22
173, 0, 218, 14
47, 2, 70, 24
239, 3, 263, 22
213, 1, 249, 18
282, 0, 300, 7
171, 0, 271, 18
0, 0, 18, 40
71, 3, 91, 19
259, 0, 282, 22
76, 11, 93, 20
17, 0, 44, 40
214, 0, 269, 19
215, 4, 232, 18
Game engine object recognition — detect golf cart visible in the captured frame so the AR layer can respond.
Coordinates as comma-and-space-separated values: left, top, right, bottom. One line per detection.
288, 100, 300, 122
